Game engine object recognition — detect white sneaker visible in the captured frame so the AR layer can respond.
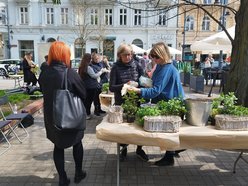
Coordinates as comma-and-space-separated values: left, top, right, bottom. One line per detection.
86, 115, 91, 120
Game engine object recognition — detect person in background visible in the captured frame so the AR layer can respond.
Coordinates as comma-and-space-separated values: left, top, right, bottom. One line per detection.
40, 55, 49, 72
203, 54, 214, 84
91, 53, 109, 116
128, 42, 185, 166
38, 41, 87, 186
101, 55, 111, 84
78, 53, 108, 120
194, 57, 201, 69
23, 52, 37, 86
139, 52, 150, 73
109, 43, 148, 162
145, 57, 157, 78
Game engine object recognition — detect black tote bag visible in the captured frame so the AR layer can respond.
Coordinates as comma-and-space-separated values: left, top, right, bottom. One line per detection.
53, 68, 86, 131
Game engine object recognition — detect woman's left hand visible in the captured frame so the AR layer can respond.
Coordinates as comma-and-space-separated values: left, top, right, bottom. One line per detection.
127, 86, 140, 93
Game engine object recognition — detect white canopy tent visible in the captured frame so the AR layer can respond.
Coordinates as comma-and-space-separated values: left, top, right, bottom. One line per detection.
147, 46, 182, 55
131, 44, 146, 54
190, 26, 235, 54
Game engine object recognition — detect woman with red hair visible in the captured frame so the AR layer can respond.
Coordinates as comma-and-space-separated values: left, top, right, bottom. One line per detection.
38, 41, 87, 186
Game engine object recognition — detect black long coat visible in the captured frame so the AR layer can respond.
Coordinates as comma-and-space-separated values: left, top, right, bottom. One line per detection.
22, 58, 37, 84
38, 61, 86, 149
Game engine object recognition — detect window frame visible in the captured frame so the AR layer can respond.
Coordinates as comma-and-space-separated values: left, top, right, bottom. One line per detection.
119, 8, 127, 26
90, 8, 98, 25
19, 6, 29, 25
104, 8, 113, 26
134, 9, 141, 26
60, 7, 69, 25
46, 7, 54, 25
202, 16, 210, 31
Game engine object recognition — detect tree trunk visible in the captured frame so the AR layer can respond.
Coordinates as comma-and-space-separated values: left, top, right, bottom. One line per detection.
225, 0, 248, 106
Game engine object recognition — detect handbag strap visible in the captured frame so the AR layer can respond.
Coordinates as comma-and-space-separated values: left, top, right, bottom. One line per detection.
64, 68, 68, 90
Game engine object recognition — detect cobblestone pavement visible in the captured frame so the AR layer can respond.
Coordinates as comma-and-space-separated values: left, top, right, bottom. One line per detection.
0, 110, 248, 186
1, 78, 248, 185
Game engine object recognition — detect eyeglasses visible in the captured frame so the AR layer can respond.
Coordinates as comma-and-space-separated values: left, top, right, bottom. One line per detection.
150, 54, 160, 59
121, 53, 132, 57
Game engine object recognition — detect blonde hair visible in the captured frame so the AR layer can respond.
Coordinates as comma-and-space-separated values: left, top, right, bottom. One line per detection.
48, 41, 71, 67
117, 43, 133, 61
150, 42, 171, 64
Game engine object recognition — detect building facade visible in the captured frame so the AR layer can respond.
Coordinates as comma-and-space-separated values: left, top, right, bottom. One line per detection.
177, 0, 240, 62
0, 0, 179, 65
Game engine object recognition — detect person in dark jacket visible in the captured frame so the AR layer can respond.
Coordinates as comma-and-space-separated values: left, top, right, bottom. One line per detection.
22, 52, 37, 86
109, 43, 148, 162
38, 41, 87, 186
128, 42, 185, 166
91, 53, 109, 116
78, 53, 108, 119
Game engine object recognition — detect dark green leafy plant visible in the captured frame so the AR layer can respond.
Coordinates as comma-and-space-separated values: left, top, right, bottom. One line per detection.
136, 106, 161, 126
157, 98, 187, 116
122, 91, 144, 117
102, 83, 109, 93
211, 92, 248, 117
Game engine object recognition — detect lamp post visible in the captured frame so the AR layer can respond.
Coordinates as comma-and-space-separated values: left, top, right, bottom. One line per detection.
6, 2, 11, 59
182, 10, 189, 62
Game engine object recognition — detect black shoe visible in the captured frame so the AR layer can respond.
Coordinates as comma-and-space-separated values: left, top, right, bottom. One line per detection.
154, 156, 174, 166
174, 149, 186, 158
120, 147, 127, 161
59, 178, 70, 186
99, 109, 106, 114
94, 111, 100, 116
74, 170, 87, 184
136, 148, 149, 162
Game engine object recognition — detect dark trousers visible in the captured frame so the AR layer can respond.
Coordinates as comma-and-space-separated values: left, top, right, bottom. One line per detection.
93, 88, 102, 112
84, 88, 97, 115
53, 142, 84, 180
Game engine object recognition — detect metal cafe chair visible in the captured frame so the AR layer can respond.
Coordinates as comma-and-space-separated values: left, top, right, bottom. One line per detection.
0, 120, 12, 155
0, 95, 29, 143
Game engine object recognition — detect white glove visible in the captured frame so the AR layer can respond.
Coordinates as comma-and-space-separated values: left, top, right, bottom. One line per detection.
102, 68, 110, 73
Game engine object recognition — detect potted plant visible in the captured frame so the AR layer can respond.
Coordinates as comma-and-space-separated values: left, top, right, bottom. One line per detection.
157, 98, 187, 119
180, 62, 191, 86
211, 92, 248, 130
136, 106, 161, 126
101, 83, 109, 93
122, 91, 144, 123
189, 69, 204, 93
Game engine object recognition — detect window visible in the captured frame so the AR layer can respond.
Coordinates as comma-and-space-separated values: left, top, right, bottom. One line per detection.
186, 16, 194, 31
0, 8, 6, 25
104, 9, 113, 25
19, 7, 28, 25
202, 16, 210, 31
220, 0, 228, 4
46, 8, 54, 25
218, 16, 226, 30
134, 9, 141, 26
119, 9, 127, 25
60, 8, 68, 25
90, 8, 98, 25
19, 40, 34, 59
203, 0, 212, 4
158, 10, 167, 26
132, 39, 143, 49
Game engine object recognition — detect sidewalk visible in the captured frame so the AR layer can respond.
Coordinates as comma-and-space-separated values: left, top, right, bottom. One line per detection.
1, 110, 248, 185
1, 77, 247, 185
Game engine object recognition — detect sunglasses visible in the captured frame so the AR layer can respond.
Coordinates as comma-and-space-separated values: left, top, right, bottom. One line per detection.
150, 54, 160, 59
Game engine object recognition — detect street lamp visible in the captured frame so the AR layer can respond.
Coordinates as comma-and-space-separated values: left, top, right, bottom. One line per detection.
182, 11, 189, 62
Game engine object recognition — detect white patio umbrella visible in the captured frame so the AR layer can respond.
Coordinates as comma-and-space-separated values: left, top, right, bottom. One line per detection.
147, 46, 182, 55
131, 44, 146, 54
190, 26, 235, 54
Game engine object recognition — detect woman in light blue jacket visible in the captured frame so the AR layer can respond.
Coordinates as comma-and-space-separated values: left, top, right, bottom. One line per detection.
129, 42, 185, 166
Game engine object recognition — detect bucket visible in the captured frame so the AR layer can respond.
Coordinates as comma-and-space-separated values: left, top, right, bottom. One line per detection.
185, 98, 212, 126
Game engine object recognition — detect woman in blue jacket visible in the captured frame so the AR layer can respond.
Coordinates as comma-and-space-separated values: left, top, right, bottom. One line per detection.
129, 42, 185, 166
